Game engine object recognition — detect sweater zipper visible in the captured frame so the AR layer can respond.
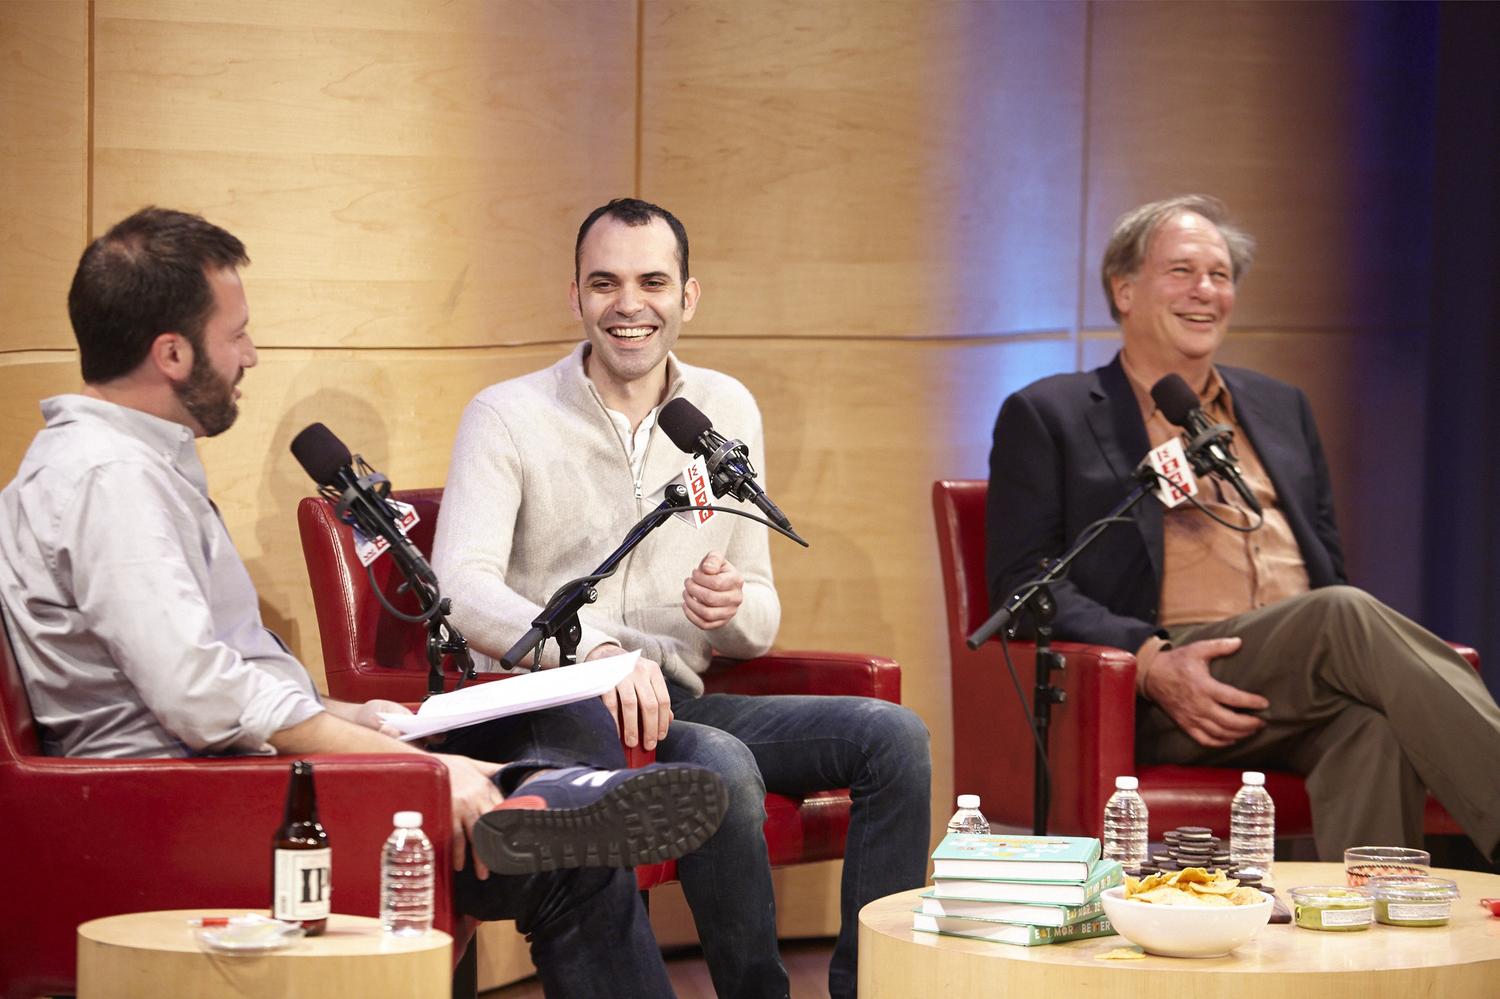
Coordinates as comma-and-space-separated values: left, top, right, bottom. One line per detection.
618, 386, 683, 622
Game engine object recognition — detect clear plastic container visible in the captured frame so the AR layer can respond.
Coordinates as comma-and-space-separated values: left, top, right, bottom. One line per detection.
193, 913, 305, 953
1344, 845, 1430, 886
1289, 885, 1373, 931
381, 811, 435, 936
1102, 776, 1149, 872
945, 794, 989, 836
1369, 875, 1460, 927
1229, 771, 1274, 880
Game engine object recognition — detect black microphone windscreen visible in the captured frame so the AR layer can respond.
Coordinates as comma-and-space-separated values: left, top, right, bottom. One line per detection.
658, 398, 713, 455
1150, 374, 1201, 428
290, 422, 353, 487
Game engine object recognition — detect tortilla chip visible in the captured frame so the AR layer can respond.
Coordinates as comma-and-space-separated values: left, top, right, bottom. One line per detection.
1097, 946, 1147, 960
1177, 867, 1229, 884
1123, 867, 1264, 907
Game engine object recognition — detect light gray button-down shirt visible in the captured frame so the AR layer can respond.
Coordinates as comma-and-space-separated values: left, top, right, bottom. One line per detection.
0, 395, 323, 757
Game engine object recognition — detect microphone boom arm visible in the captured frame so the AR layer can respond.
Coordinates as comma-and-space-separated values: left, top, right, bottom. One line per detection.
500, 485, 691, 671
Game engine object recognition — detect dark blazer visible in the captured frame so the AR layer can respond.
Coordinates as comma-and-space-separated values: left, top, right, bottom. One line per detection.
985, 353, 1347, 652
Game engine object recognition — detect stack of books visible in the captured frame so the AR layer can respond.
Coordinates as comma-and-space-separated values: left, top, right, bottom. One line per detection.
912, 833, 1122, 946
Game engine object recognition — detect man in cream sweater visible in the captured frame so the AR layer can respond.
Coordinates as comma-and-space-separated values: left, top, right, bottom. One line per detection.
433, 198, 931, 999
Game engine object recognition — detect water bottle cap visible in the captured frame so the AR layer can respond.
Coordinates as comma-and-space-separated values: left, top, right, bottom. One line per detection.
1241, 771, 1265, 786
393, 810, 424, 828
956, 794, 981, 808
1114, 775, 1139, 791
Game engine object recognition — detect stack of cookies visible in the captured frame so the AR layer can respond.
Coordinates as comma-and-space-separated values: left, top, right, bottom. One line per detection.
1143, 826, 1232, 874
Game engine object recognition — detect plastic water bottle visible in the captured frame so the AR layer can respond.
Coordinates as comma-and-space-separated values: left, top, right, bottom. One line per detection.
1230, 771, 1275, 880
1101, 776, 1149, 871
946, 794, 990, 836
381, 811, 434, 935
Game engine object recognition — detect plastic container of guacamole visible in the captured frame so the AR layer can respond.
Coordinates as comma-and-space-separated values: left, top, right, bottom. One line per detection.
1290, 885, 1374, 931
1369, 875, 1460, 927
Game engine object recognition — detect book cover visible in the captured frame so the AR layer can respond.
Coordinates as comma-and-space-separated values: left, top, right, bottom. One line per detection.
911, 912, 1117, 947
929, 833, 1102, 882
929, 859, 1124, 905
916, 893, 1105, 927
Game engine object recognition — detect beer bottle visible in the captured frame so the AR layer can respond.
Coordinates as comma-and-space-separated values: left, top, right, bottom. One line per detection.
271, 759, 331, 935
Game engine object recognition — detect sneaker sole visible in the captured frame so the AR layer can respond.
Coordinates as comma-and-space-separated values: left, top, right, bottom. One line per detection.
473, 767, 729, 876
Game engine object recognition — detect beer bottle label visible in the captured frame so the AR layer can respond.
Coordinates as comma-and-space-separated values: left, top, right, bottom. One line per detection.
273, 847, 332, 921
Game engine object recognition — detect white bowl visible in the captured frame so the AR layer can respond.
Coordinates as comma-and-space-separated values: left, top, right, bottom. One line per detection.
1099, 885, 1273, 958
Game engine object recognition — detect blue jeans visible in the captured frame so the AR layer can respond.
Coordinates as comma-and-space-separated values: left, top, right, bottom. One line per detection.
660, 687, 932, 999
439, 700, 674, 998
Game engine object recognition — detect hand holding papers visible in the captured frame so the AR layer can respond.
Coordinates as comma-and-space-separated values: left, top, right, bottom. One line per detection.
379, 650, 641, 741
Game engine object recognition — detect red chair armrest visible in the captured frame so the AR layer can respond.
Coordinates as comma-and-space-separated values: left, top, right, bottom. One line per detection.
1450, 643, 1480, 670
1, 752, 457, 994
701, 650, 901, 703
5, 753, 453, 912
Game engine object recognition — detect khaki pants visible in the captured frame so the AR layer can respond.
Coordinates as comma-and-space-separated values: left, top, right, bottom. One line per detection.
1136, 586, 1500, 860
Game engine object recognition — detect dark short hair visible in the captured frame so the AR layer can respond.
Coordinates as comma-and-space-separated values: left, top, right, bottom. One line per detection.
574, 198, 690, 285
1100, 194, 1255, 322
67, 207, 249, 383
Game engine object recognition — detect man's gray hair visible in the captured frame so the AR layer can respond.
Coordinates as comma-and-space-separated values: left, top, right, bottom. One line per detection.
1100, 195, 1256, 322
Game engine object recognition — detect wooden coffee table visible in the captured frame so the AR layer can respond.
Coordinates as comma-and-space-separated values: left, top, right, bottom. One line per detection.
77, 909, 451, 999
858, 862, 1500, 998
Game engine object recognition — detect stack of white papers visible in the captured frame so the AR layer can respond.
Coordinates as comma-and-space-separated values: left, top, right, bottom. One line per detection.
378, 650, 639, 741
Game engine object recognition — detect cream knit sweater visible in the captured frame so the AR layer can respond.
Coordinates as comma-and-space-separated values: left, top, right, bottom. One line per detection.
431, 344, 780, 696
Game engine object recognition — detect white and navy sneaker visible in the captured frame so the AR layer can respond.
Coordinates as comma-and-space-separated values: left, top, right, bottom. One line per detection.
473, 764, 727, 875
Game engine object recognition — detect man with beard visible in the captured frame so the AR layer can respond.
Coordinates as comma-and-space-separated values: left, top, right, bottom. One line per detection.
432, 198, 932, 999
0, 207, 728, 999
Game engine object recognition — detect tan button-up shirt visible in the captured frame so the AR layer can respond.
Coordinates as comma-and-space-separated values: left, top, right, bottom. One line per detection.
1120, 353, 1311, 628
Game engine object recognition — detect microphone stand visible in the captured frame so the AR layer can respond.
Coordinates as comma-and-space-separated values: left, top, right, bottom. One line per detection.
966, 464, 1160, 835
419, 589, 475, 701
390, 580, 475, 701
332, 484, 474, 700
499, 485, 690, 671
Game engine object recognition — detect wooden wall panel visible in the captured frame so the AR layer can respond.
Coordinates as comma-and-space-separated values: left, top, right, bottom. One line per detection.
1083, 1, 1437, 333
640, 0, 1087, 341
0, 2, 89, 350
92, 0, 636, 350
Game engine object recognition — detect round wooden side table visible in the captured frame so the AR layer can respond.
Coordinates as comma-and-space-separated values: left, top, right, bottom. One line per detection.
858, 862, 1500, 998
77, 909, 451, 999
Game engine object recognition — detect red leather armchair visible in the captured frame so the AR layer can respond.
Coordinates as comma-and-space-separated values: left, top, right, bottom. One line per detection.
933, 478, 1476, 841
0, 617, 456, 999
296, 489, 903, 888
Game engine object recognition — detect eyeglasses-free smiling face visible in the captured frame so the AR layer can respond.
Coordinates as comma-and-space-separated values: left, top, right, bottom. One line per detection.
1112, 211, 1237, 372
571, 216, 699, 401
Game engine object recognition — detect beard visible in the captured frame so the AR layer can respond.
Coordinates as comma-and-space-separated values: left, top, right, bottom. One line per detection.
173, 345, 240, 438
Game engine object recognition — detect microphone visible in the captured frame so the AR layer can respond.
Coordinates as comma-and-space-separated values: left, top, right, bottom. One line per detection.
290, 423, 437, 584
1149, 374, 1262, 515
658, 398, 795, 533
